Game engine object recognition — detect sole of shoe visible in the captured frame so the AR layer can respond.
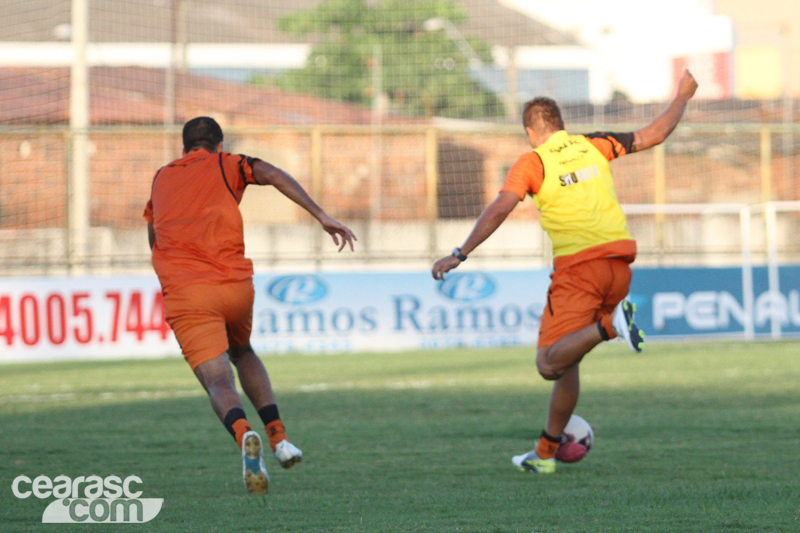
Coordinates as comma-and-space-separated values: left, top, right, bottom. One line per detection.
512, 453, 556, 474
242, 432, 269, 495
275, 441, 303, 469
279, 456, 301, 469
518, 460, 556, 474
615, 300, 644, 353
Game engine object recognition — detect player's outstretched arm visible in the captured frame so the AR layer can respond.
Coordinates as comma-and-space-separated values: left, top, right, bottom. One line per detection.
253, 160, 357, 252
631, 70, 698, 153
431, 191, 519, 280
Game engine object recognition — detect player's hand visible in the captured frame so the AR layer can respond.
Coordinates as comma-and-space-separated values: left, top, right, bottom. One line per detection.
677, 70, 698, 101
319, 215, 357, 252
432, 255, 461, 280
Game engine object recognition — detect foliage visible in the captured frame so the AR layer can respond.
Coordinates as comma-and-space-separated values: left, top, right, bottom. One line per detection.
269, 0, 504, 119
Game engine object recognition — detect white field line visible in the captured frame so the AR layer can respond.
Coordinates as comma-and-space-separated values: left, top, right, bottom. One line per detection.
0, 389, 204, 403
0, 376, 537, 403
296, 376, 534, 392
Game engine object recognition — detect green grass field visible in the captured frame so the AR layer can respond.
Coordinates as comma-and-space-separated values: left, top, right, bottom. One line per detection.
1, 341, 799, 532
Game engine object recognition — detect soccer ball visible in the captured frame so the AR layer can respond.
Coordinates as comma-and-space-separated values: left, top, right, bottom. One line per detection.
555, 414, 594, 463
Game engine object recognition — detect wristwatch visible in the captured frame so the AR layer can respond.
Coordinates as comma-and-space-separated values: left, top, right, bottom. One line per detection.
451, 247, 468, 261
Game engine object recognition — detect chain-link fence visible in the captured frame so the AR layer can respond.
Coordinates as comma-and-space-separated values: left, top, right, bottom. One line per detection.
1, 122, 799, 274
1, 0, 798, 274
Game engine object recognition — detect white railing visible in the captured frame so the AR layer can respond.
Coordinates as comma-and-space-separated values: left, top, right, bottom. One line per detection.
623, 202, 800, 340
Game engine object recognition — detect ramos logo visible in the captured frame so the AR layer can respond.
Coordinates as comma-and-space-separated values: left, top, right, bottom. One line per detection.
437, 273, 496, 302
12, 474, 162, 524
267, 275, 328, 305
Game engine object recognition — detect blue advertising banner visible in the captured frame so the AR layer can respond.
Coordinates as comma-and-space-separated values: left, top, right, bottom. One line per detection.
252, 264, 800, 353
631, 265, 800, 338
250, 270, 552, 354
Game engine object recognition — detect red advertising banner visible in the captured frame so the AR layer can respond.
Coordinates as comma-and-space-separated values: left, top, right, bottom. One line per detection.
0, 277, 178, 362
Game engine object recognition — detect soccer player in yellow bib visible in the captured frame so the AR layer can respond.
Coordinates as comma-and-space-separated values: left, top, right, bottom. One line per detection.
432, 71, 698, 474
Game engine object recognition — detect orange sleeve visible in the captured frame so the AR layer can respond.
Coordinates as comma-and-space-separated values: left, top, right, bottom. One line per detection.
500, 152, 544, 199
221, 153, 259, 197
143, 199, 154, 224
143, 167, 164, 224
584, 132, 635, 161
237, 154, 258, 186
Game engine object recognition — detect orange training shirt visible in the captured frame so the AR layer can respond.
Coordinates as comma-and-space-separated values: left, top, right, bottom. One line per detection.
143, 148, 259, 293
501, 132, 637, 269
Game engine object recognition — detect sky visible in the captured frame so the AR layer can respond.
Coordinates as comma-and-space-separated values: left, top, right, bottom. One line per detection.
504, 0, 716, 43
503, 0, 734, 102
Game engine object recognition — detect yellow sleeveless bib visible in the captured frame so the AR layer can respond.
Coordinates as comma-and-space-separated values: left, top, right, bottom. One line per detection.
533, 131, 632, 257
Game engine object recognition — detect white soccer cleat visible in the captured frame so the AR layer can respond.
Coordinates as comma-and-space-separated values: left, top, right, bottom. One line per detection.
274, 439, 303, 469
612, 299, 644, 353
242, 431, 269, 494
512, 450, 556, 474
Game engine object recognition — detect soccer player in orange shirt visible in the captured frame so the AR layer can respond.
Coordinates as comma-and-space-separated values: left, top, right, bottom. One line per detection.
432, 71, 698, 474
144, 117, 356, 493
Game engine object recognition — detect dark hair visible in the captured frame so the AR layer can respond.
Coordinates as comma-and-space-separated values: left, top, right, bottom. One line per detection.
182, 116, 223, 152
522, 97, 564, 132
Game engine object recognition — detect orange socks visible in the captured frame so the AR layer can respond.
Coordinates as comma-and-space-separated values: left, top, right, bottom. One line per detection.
223, 407, 253, 449
258, 404, 289, 452
232, 418, 253, 450
536, 431, 562, 460
223, 406, 290, 452
265, 420, 287, 452
224, 405, 290, 452
599, 313, 617, 340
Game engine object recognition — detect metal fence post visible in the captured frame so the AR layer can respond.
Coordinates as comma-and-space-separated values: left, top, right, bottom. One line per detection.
68, 0, 90, 275
760, 126, 772, 204
739, 205, 754, 340
765, 202, 781, 339
653, 143, 666, 262
426, 127, 438, 259
311, 126, 323, 266
759, 129, 778, 337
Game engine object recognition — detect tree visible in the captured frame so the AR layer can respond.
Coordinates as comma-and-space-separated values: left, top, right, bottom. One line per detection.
270, 0, 504, 119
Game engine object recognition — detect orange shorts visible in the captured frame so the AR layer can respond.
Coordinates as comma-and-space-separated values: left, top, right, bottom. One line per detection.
538, 257, 632, 348
163, 279, 254, 370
